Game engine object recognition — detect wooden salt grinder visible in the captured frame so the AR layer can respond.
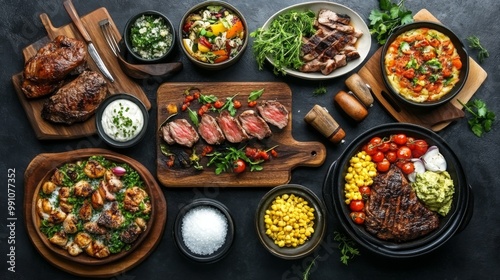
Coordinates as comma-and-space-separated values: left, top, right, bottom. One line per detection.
304, 105, 345, 144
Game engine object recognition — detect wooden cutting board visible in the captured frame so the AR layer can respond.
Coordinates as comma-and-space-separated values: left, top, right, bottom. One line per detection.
357, 9, 488, 131
23, 148, 166, 278
156, 82, 327, 187
11, 7, 150, 140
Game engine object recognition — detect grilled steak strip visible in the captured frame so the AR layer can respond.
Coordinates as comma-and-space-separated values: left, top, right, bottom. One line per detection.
238, 110, 272, 140
364, 166, 440, 242
257, 101, 289, 129
168, 119, 200, 147
198, 114, 226, 145
41, 70, 107, 125
216, 110, 249, 143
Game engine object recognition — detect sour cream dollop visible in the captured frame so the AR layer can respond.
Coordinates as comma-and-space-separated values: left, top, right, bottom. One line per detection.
101, 99, 144, 142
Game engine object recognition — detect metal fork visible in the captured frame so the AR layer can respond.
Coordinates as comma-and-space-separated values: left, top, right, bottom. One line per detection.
99, 19, 120, 56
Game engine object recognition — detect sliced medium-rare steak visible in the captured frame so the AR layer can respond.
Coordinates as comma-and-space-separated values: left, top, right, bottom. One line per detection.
257, 101, 289, 129
364, 165, 440, 242
198, 114, 226, 145
160, 124, 176, 145
168, 119, 199, 147
41, 70, 107, 125
216, 110, 249, 143
238, 110, 272, 140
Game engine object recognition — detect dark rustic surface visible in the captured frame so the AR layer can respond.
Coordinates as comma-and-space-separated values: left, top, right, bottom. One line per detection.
1, 0, 499, 279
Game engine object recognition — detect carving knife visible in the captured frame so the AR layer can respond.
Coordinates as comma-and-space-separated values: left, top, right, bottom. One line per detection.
63, 0, 114, 82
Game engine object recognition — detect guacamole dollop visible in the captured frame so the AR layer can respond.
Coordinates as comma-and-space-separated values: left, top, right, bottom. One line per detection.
412, 171, 454, 216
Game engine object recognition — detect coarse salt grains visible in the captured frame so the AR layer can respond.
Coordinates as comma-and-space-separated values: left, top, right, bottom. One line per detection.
181, 206, 228, 255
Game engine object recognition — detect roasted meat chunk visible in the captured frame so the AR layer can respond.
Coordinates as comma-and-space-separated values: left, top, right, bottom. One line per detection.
198, 114, 226, 145
257, 101, 289, 129
217, 110, 249, 143
364, 166, 440, 242
238, 110, 272, 140
168, 119, 200, 147
22, 35, 87, 98
41, 70, 107, 124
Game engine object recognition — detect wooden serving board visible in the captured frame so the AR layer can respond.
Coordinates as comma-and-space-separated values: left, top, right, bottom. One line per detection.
358, 9, 488, 131
11, 7, 150, 140
24, 148, 166, 278
156, 82, 327, 187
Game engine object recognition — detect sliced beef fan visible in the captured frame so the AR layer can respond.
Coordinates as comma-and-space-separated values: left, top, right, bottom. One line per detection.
257, 101, 289, 129
238, 110, 272, 140
41, 70, 107, 125
364, 165, 440, 242
168, 119, 200, 147
198, 114, 226, 145
216, 110, 249, 143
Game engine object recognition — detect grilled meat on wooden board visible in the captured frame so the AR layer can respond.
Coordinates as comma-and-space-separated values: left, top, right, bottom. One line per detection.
41, 70, 107, 125
238, 110, 272, 140
22, 35, 87, 98
217, 110, 249, 143
257, 100, 289, 129
167, 119, 200, 148
364, 165, 440, 242
198, 114, 226, 145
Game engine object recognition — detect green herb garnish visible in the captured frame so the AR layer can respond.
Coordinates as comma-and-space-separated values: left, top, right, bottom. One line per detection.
333, 231, 360, 265
248, 88, 264, 102
466, 36, 489, 63
313, 86, 327, 96
303, 256, 319, 280
458, 99, 496, 137
369, 0, 413, 45
207, 146, 263, 174
250, 10, 316, 75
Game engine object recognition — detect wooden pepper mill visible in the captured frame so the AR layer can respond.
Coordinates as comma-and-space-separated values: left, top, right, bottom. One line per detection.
334, 73, 374, 122
304, 104, 345, 144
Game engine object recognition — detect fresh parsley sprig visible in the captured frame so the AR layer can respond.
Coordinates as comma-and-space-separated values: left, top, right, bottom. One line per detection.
458, 99, 495, 137
333, 231, 360, 265
369, 0, 413, 45
466, 36, 489, 63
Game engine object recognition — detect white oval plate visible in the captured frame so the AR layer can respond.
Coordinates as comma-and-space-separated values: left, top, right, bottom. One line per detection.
262, 1, 371, 80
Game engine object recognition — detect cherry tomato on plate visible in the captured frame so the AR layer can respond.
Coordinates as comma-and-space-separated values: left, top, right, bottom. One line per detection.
372, 151, 385, 163
385, 151, 397, 163
350, 212, 366, 225
377, 158, 390, 172
401, 162, 415, 174
349, 200, 365, 212
233, 159, 246, 173
359, 186, 371, 200
393, 134, 408, 145
397, 146, 412, 160
411, 139, 429, 158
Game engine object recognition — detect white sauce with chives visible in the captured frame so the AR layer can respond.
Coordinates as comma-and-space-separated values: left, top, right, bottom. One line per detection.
181, 206, 228, 255
101, 99, 144, 142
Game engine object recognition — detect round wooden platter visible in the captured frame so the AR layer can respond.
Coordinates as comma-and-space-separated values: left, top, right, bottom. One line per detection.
23, 148, 167, 278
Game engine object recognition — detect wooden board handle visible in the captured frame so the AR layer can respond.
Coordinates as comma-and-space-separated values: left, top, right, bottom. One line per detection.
63, 0, 92, 42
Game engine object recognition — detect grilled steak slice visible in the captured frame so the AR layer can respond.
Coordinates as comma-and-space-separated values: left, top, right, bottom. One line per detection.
22, 35, 87, 98
41, 71, 107, 124
160, 124, 176, 145
198, 114, 226, 145
216, 110, 249, 143
168, 119, 200, 147
364, 166, 440, 242
238, 110, 272, 140
257, 101, 289, 129
317, 9, 351, 26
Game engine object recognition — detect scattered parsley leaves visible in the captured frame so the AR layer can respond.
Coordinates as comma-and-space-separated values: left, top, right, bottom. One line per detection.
458, 99, 495, 137
466, 36, 489, 63
313, 86, 327, 96
368, 0, 413, 45
333, 231, 360, 265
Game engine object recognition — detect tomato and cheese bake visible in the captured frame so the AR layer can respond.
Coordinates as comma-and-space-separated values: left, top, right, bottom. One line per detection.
384, 27, 463, 103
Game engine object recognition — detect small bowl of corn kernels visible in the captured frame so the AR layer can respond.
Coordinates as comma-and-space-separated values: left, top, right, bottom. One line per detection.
255, 184, 327, 260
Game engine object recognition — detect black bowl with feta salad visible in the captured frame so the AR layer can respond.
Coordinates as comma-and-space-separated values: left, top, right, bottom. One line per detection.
124, 10, 176, 63
179, 1, 248, 70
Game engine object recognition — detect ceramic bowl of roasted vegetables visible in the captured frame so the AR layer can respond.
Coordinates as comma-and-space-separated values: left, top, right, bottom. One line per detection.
323, 123, 473, 258
255, 184, 327, 260
124, 10, 176, 63
380, 21, 469, 108
179, 1, 248, 70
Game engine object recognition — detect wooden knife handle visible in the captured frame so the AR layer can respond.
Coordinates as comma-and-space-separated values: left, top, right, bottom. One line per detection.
63, 0, 92, 43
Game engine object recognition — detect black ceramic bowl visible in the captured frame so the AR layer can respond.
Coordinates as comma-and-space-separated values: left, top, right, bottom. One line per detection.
179, 1, 248, 70
381, 21, 469, 109
124, 10, 176, 63
323, 123, 473, 258
255, 184, 327, 260
173, 198, 235, 264
96, 93, 149, 148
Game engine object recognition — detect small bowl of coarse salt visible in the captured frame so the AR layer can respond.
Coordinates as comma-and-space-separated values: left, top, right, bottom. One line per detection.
173, 198, 235, 263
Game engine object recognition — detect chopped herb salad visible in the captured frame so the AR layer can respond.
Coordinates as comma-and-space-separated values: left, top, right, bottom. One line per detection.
129, 14, 173, 60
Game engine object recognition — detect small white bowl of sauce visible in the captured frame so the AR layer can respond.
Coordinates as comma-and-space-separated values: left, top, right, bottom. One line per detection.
96, 93, 149, 148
